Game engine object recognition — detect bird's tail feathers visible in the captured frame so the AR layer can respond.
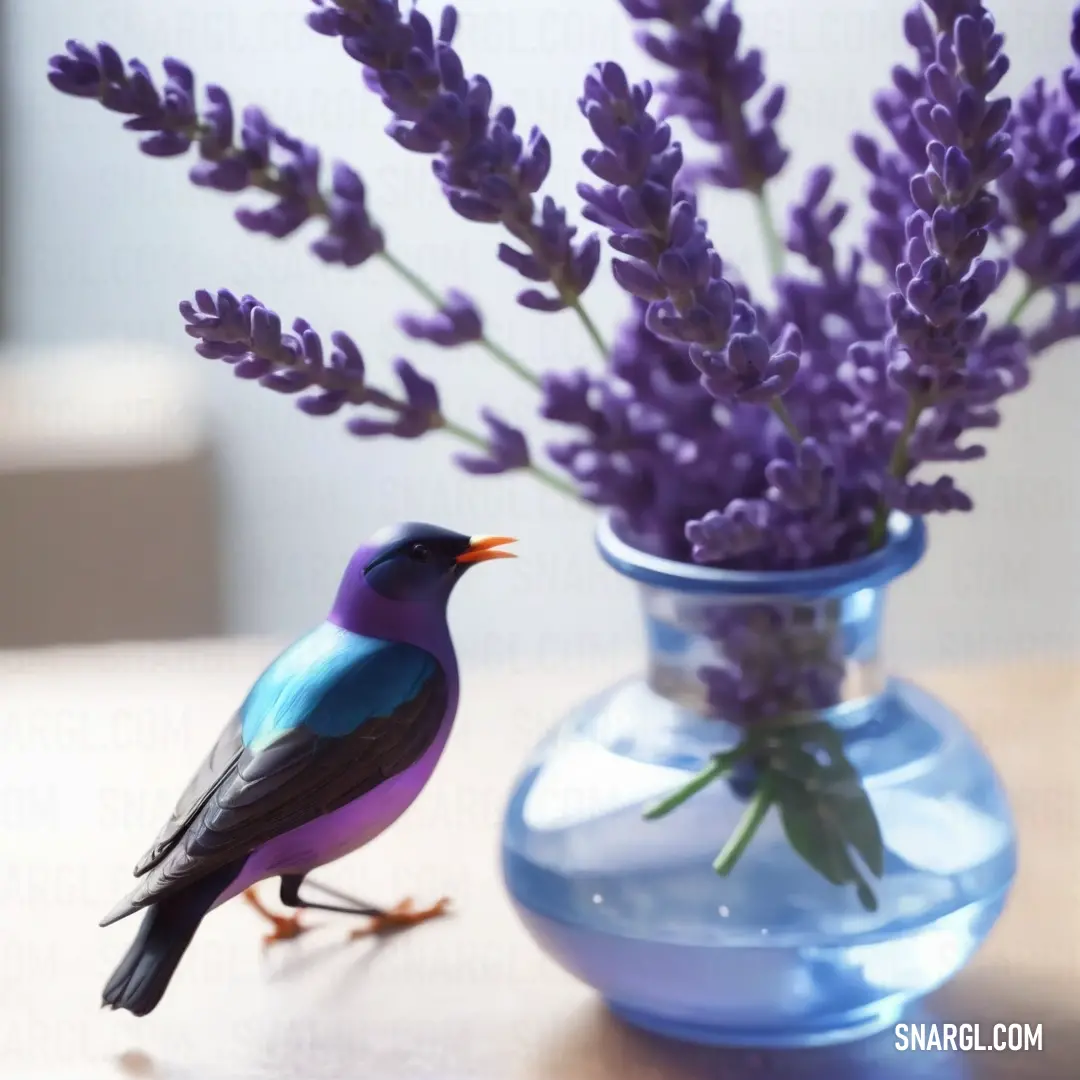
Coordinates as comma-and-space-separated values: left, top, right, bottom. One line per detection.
102, 863, 241, 1017
102, 901, 196, 1017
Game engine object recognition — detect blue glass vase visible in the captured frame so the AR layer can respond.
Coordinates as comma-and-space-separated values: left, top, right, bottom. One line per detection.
500, 513, 1017, 1049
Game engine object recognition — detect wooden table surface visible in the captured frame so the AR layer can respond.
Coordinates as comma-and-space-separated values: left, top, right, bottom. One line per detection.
0, 639, 1076, 1080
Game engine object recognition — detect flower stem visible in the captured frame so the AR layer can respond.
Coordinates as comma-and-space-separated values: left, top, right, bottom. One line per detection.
755, 188, 786, 281
1005, 281, 1039, 325
379, 250, 542, 389
867, 394, 926, 548
643, 748, 746, 820
570, 297, 610, 361
438, 419, 584, 502
380, 248, 444, 307
478, 336, 544, 390
713, 773, 776, 875
770, 398, 802, 442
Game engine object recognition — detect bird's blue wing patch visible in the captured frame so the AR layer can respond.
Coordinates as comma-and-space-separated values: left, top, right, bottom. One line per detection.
240, 623, 439, 750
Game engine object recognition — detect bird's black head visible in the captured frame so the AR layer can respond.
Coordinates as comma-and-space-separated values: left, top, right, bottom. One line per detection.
359, 522, 516, 604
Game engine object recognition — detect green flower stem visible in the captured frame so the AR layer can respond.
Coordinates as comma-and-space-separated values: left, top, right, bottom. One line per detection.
378, 250, 542, 389
643, 748, 746, 820
867, 277, 1040, 550
1005, 281, 1039, 325
867, 392, 927, 549
569, 297, 610, 362
438, 419, 584, 502
755, 188, 786, 281
713, 773, 776, 876
478, 336, 544, 389
379, 248, 444, 308
770, 398, 802, 442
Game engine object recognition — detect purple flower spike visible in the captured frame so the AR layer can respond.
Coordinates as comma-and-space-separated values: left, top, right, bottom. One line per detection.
179, 288, 443, 438
578, 61, 794, 416
884, 11, 1015, 412
1028, 286, 1080, 355
999, 24, 1080, 296
454, 409, 531, 474
765, 439, 835, 513
48, 43, 197, 156
618, 0, 789, 193
777, 166, 887, 356
48, 42, 384, 268
398, 290, 483, 347
307, 1, 598, 312
685, 500, 771, 563
347, 360, 443, 439
692, 325, 801, 405
886, 475, 974, 514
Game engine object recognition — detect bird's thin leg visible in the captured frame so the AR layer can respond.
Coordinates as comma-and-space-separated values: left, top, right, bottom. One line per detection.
241, 886, 309, 947
279, 875, 451, 938
279, 874, 384, 917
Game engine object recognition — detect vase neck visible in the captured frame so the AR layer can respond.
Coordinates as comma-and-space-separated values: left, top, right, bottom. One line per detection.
637, 583, 888, 727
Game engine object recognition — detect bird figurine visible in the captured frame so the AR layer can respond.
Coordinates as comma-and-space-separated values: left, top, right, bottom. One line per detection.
99, 522, 516, 1017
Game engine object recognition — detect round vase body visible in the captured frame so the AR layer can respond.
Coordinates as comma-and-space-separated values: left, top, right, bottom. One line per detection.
500, 515, 1017, 1048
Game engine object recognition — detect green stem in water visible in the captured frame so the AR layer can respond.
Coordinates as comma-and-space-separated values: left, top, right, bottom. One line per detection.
569, 297, 610, 361
755, 188, 786, 281
439, 419, 583, 502
643, 748, 746, 820
379, 250, 542, 389
713, 773, 776, 875
1005, 282, 1039, 325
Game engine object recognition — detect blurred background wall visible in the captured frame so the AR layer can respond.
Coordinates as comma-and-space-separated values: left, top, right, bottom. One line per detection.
2, 0, 1078, 671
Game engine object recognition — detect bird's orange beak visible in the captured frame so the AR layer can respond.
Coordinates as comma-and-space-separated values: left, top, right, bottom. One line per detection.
455, 535, 518, 564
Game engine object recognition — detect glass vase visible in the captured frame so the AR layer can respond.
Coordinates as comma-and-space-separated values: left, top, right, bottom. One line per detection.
500, 513, 1017, 1048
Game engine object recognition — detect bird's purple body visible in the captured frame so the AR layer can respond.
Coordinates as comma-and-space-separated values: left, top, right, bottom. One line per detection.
214, 571, 461, 908
213, 682, 456, 908
100, 523, 513, 1017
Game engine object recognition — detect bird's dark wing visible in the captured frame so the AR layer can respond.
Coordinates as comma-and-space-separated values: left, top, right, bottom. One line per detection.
132, 714, 244, 876
102, 628, 448, 926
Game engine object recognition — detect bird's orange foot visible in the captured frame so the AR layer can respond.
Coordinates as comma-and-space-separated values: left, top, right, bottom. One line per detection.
242, 887, 310, 947
261, 912, 308, 948
349, 897, 451, 939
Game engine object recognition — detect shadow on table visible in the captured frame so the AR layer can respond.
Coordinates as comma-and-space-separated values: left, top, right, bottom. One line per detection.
534, 971, 1078, 1080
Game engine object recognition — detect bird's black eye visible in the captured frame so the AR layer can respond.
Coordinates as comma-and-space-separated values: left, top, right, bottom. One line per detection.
408, 542, 432, 562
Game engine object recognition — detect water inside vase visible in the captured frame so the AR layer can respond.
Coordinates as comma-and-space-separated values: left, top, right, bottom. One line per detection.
501, 576, 1017, 1044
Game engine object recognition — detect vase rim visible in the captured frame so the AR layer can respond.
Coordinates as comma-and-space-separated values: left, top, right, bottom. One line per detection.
595, 511, 926, 597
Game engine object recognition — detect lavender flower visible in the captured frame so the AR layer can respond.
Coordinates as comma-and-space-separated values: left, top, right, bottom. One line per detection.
998, 12, 1080, 304
781, 167, 887, 347
1027, 286, 1080, 355
852, 4, 983, 277
454, 409, 531, 474
48, 43, 384, 267
180, 288, 441, 438
306, 1, 599, 312
886, 474, 973, 513
619, 0, 788, 193
697, 601, 846, 727
578, 61, 797, 408
696, 326, 802, 404
542, 368, 665, 530
398, 290, 483, 347
882, 7, 1014, 502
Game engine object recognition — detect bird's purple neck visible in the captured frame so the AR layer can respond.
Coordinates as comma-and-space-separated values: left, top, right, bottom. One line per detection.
328, 547, 456, 672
